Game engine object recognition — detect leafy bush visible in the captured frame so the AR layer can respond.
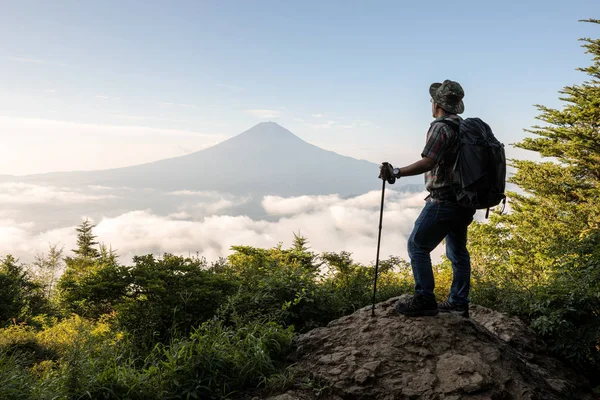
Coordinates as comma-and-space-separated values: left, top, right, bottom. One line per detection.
0, 317, 294, 399
217, 244, 329, 331
219, 244, 411, 333
58, 260, 130, 319
0, 315, 131, 399
320, 252, 412, 314
114, 254, 236, 353
475, 261, 600, 370
139, 320, 294, 399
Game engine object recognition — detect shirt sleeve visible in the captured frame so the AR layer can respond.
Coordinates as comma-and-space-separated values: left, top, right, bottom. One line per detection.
421, 123, 453, 163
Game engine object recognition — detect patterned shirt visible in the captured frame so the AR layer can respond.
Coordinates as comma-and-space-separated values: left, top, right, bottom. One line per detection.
422, 114, 462, 198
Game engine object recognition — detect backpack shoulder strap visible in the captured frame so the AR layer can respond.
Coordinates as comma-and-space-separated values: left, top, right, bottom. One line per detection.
435, 119, 461, 151
435, 118, 460, 133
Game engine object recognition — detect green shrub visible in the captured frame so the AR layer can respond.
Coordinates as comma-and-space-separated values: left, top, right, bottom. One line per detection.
217, 247, 328, 331
0, 350, 35, 400
470, 261, 600, 375
115, 254, 236, 353
0, 324, 53, 366
58, 261, 130, 319
141, 319, 294, 399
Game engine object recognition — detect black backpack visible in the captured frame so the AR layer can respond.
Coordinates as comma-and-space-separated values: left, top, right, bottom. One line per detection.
440, 118, 506, 218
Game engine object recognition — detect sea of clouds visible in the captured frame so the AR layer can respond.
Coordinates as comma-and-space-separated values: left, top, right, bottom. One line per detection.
0, 182, 456, 266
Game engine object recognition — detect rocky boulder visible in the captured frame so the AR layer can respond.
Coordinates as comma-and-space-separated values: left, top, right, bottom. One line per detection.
269, 296, 592, 400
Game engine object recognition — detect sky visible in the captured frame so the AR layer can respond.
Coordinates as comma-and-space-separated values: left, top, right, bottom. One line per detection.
1, 0, 599, 175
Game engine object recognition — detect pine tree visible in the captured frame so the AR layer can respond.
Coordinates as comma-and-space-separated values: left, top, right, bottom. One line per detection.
468, 19, 600, 372
511, 18, 600, 260
32, 243, 64, 299
470, 19, 600, 280
0, 255, 47, 325
58, 220, 104, 314
99, 243, 119, 265
292, 232, 309, 252
58, 223, 126, 317
72, 219, 100, 259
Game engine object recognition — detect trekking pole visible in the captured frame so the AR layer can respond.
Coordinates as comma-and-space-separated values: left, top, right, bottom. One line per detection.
371, 176, 386, 317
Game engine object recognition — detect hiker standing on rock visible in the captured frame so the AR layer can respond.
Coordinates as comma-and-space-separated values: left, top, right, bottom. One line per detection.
379, 80, 476, 318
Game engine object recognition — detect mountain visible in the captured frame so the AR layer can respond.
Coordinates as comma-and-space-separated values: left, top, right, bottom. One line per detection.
6, 122, 423, 196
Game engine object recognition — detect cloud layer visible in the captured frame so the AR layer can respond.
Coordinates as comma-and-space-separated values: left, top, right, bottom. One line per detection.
0, 183, 448, 267
0, 183, 116, 204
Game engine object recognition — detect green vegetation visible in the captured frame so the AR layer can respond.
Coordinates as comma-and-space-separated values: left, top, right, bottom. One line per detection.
467, 18, 600, 371
0, 18, 599, 400
0, 226, 409, 399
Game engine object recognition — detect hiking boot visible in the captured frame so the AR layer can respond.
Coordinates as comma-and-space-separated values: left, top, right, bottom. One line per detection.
395, 294, 439, 317
438, 300, 469, 318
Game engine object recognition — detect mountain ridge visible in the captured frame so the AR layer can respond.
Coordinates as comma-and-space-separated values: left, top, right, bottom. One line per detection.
2, 122, 423, 196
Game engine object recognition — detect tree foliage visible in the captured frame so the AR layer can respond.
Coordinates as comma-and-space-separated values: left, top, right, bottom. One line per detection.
468, 19, 600, 373
72, 219, 100, 259
0, 256, 48, 327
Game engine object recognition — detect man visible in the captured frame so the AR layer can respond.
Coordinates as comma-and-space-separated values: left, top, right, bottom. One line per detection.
380, 80, 475, 318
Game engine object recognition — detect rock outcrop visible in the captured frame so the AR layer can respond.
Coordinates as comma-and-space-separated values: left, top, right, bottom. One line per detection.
269, 296, 592, 400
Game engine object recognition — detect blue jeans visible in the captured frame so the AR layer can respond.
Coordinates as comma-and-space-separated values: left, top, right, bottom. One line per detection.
407, 199, 475, 304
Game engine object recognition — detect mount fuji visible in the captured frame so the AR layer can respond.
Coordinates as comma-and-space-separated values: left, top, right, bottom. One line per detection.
5, 122, 423, 197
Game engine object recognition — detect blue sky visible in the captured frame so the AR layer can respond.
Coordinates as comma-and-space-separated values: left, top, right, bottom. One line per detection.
1, 0, 598, 175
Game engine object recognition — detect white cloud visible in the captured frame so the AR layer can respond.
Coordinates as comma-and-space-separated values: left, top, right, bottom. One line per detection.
88, 185, 117, 191
0, 218, 76, 261
0, 183, 116, 205
168, 190, 222, 197
201, 199, 236, 214
168, 211, 192, 219
167, 190, 251, 216
245, 109, 281, 119
98, 190, 436, 265
263, 194, 341, 216
1, 190, 447, 268
312, 114, 324, 118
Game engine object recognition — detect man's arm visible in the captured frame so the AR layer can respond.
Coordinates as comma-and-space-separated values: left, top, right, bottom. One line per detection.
397, 157, 437, 177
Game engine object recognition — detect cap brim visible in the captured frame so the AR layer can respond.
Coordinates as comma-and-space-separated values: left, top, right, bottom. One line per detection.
439, 101, 465, 115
